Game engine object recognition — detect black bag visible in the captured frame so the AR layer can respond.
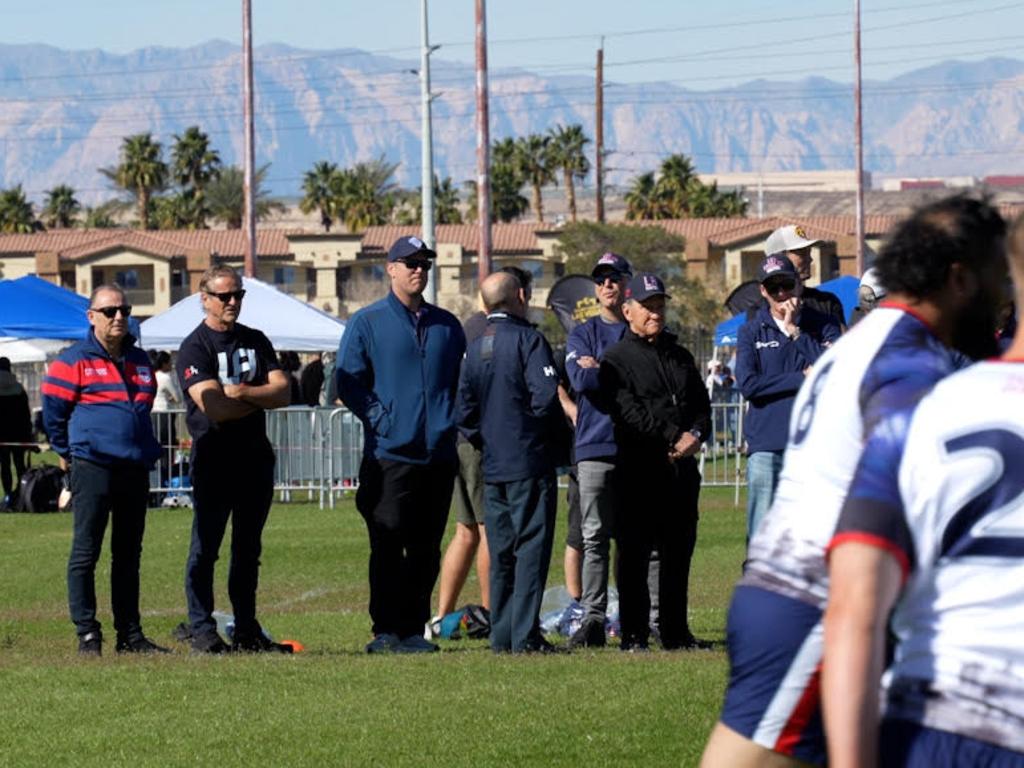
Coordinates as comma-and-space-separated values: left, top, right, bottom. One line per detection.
16, 465, 65, 513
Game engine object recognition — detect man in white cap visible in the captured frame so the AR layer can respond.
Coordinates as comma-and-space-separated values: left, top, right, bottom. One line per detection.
764, 225, 846, 327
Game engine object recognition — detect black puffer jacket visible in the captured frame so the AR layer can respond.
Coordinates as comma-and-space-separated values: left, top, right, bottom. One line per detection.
598, 328, 711, 466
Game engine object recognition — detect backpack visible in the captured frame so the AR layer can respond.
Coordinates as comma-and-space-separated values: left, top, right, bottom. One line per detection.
434, 604, 491, 640
16, 465, 66, 513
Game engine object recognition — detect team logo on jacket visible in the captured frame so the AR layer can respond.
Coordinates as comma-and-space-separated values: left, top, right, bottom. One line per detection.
543, 366, 556, 377
755, 340, 781, 349
137, 366, 152, 384
184, 365, 199, 380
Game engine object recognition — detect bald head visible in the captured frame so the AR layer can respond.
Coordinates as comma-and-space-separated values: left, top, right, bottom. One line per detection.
481, 272, 525, 316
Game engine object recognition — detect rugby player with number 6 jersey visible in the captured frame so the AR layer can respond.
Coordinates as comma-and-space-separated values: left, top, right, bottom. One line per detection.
701, 195, 1008, 768
823, 212, 1023, 768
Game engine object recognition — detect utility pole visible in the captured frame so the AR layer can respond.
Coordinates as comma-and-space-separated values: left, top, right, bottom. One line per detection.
420, 0, 439, 304
854, 0, 865, 276
241, 0, 256, 278
475, 0, 492, 283
595, 40, 605, 224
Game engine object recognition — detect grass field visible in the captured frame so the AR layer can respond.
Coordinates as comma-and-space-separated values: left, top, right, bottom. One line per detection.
0, 485, 747, 767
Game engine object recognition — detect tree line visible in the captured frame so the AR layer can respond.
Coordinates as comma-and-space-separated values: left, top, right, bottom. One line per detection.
0, 123, 746, 234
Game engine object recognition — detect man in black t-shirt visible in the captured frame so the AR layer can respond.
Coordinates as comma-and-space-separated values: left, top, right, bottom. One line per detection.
176, 265, 292, 654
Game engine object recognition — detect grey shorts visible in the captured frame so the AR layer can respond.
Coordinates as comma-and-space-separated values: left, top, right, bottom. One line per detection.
453, 440, 485, 526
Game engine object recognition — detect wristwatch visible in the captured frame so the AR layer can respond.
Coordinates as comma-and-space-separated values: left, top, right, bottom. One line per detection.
688, 427, 704, 443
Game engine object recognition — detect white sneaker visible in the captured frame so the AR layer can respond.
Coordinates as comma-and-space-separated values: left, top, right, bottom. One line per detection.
397, 635, 440, 654
424, 616, 443, 640
365, 633, 401, 654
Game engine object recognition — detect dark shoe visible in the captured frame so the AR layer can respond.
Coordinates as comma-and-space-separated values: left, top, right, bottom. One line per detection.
232, 624, 293, 654
522, 636, 561, 654
678, 632, 714, 650
191, 631, 231, 654
171, 622, 192, 642
620, 636, 650, 653
396, 635, 439, 654
78, 630, 102, 657
365, 633, 401, 654
116, 635, 171, 654
567, 618, 606, 649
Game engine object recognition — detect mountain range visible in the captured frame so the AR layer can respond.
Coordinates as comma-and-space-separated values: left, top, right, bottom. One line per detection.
1, 41, 1023, 203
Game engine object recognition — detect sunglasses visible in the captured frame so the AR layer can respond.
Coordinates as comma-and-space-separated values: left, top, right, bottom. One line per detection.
764, 277, 797, 294
90, 304, 132, 319
398, 258, 432, 272
206, 289, 247, 303
593, 272, 626, 286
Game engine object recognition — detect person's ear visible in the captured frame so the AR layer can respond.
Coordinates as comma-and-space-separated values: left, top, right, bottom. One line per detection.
947, 261, 978, 303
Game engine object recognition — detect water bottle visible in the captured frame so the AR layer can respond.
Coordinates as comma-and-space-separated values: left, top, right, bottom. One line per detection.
212, 611, 235, 640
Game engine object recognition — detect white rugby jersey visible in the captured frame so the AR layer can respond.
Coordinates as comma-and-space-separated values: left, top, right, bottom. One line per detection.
741, 305, 961, 607
832, 360, 1024, 751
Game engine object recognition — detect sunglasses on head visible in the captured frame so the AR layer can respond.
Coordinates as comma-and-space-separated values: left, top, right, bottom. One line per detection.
764, 277, 797, 293
90, 304, 132, 319
593, 272, 625, 285
206, 289, 246, 303
398, 258, 432, 272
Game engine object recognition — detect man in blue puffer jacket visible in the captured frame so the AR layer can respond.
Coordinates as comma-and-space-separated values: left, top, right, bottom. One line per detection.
457, 271, 562, 653
42, 284, 164, 657
736, 255, 842, 540
336, 236, 466, 654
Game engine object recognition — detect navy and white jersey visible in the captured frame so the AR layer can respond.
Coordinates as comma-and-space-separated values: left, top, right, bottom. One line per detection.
740, 305, 962, 607
832, 360, 1024, 752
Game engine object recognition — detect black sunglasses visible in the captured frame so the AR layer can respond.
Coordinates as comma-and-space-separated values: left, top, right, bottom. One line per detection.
90, 304, 132, 319
593, 272, 626, 285
206, 289, 247, 303
764, 277, 797, 294
398, 258, 432, 272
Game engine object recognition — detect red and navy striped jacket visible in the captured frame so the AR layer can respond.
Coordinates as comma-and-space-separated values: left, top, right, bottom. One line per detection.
41, 330, 161, 467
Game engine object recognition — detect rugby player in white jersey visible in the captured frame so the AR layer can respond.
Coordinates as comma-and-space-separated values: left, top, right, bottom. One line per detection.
701, 196, 1008, 768
823, 213, 1022, 767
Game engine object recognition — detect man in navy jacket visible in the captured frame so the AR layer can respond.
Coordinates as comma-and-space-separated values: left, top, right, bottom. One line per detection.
736, 254, 842, 539
457, 271, 562, 653
42, 284, 164, 656
337, 236, 466, 654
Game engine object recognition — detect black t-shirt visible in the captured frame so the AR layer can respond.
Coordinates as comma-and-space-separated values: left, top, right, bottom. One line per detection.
176, 321, 280, 448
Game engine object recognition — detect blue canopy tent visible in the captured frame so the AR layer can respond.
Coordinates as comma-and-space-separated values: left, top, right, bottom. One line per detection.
0, 275, 142, 340
714, 314, 745, 346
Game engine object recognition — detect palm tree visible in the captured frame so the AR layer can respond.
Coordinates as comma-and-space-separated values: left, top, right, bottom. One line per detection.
42, 184, 80, 229
100, 133, 168, 229
81, 200, 122, 229
464, 170, 529, 224
206, 165, 285, 229
655, 153, 698, 218
0, 185, 42, 233
171, 126, 220, 197
299, 161, 339, 231
336, 157, 399, 232
393, 176, 463, 226
624, 172, 661, 220
548, 124, 591, 222
514, 134, 556, 223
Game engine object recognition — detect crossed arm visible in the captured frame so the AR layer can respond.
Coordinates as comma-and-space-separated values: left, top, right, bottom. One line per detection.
187, 369, 291, 423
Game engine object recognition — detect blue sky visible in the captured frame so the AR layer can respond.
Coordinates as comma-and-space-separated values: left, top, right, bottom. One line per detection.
3, 0, 1023, 88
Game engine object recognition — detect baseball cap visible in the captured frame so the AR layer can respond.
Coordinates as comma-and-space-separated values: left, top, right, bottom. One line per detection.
859, 267, 887, 301
624, 272, 671, 302
388, 235, 437, 262
764, 225, 820, 255
591, 252, 633, 279
758, 253, 799, 284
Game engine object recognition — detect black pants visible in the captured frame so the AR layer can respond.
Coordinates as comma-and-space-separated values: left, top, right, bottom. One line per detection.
67, 459, 150, 638
616, 458, 701, 647
357, 456, 455, 639
0, 445, 26, 499
185, 443, 275, 637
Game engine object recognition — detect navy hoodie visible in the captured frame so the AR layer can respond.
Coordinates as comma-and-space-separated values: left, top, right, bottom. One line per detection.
565, 314, 626, 461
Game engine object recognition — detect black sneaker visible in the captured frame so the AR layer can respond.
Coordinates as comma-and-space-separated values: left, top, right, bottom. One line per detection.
678, 632, 714, 650
78, 630, 102, 657
191, 631, 232, 654
619, 636, 651, 653
567, 618, 606, 649
522, 635, 561, 655
232, 626, 293, 654
171, 622, 192, 642
116, 635, 171, 654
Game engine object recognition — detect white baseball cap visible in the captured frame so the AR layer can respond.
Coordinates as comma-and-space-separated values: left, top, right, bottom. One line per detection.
859, 267, 886, 300
764, 225, 821, 255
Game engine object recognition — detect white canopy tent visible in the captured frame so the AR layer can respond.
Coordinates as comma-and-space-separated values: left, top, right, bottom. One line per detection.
139, 277, 346, 352
0, 336, 69, 363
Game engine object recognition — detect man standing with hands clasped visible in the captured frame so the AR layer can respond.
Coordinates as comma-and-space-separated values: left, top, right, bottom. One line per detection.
177, 265, 293, 654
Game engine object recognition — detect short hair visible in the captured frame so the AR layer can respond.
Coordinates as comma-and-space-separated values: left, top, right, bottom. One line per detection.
0, 357, 10, 371
875, 194, 1006, 298
499, 265, 533, 291
149, 350, 171, 369
89, 283, 125, 305
199, 265, 241, 293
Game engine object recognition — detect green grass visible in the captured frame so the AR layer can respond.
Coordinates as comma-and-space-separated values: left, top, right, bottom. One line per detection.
0, 486, 747, 767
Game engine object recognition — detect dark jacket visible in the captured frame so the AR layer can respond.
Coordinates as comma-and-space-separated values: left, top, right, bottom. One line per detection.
457, 312, 562, 483
41, 330, 160, 467
565, 314, 627, 462
337, 291, 466, 465
0, 370, 31, 443
598, 328, 711, 466
736, 304, 842, 453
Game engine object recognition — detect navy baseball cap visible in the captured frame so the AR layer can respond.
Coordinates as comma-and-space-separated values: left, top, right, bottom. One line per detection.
591, 252, 633, 279
624, 272, 671, 302
758, 253, 798, 284
388, 235, 437, 262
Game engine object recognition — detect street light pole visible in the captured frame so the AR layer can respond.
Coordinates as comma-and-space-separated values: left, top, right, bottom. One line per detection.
475, 0, 492, 284
854, 0, 866, 276
242, 0, 256, 278
421, 0, 438, 304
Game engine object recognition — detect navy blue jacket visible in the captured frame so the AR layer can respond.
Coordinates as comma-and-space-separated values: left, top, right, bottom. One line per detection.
736, 305, 842, 453
336, 291, 466, 465
41, 330, 161, 467
565, 315, 626, 462
457, 312, 562, 483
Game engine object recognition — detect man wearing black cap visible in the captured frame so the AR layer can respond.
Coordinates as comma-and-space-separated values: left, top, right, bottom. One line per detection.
336, 236, 466, 654
735, 254, 841, 539
598, 273, 712, 651
564, 252, 632, 648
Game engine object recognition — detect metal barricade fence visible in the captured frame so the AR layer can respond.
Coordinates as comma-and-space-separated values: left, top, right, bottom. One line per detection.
697, 394, 747, 504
